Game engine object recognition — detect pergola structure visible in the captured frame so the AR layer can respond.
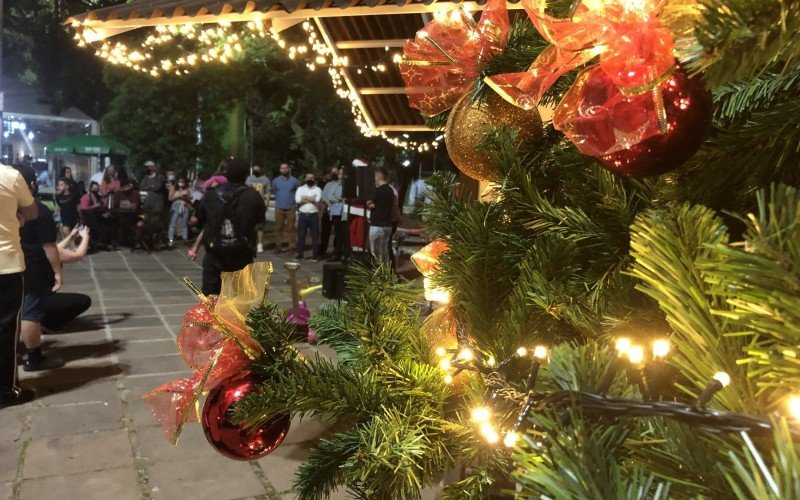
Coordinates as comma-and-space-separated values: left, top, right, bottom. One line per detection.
67, 0, 523, 135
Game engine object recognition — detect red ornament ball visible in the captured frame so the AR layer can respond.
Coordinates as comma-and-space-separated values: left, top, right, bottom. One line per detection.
597, 66, 713, 177
201, 374, 291, 461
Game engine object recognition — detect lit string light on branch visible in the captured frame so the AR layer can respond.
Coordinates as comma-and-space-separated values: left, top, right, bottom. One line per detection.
433, 332, 800, 447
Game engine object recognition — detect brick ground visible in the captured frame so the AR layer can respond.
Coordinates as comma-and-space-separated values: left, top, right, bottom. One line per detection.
3, 248, 373, 500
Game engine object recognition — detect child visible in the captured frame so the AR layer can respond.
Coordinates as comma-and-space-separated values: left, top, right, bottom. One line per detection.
55, 178, 80, 239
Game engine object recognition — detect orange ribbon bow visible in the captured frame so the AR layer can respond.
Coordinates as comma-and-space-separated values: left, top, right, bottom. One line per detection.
399, 0, 510, 116
486, 0, 678, 156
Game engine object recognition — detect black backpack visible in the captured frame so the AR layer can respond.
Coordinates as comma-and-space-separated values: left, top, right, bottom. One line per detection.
204, 185, 251, 256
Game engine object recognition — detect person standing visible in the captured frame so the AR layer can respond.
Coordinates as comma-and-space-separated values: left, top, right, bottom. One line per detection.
295, 173, 322, 261
367, 167, 394, 265
167, 178, 191, 245
196, 159, 266, 295
319, 169, 343, 259
246, 164, 270, 253
271, 163, 299, 254
13, 165, 66, 372
0, 164, 38, 407
140, 161, 167, 249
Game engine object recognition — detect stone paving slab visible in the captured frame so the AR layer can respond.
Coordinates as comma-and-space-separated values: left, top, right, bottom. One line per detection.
5, 247, 350, 500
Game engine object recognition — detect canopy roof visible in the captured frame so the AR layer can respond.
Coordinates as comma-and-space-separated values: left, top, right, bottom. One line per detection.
68, 0, 521, 133
48, 135, 131, 156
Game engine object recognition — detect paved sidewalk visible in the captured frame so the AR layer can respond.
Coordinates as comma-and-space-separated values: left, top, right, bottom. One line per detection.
3, 249, 344, 500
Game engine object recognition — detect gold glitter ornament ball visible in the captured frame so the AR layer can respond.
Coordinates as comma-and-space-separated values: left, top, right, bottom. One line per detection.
445, 92, 543, 182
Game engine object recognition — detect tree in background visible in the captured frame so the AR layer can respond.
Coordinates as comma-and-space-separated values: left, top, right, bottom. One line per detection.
2, 0, 120, 117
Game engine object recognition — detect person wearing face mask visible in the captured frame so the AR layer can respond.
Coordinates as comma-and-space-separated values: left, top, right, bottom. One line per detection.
139, 161, 168, 250
246, 164, 270, 253
294, 173, 322, 262
79, 181, 105, 250
319, 166, 342, 260
167, 178, 192, 245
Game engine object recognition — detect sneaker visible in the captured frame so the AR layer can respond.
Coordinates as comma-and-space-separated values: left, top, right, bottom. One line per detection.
294, 254, 303, 261
0, 388, 35, 409
23, 356, 65, 372
257, 243, 264, 253
308, 258, 319, 263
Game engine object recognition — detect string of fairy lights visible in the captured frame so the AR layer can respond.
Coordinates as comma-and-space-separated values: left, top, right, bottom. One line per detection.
73, 18, 441, 152
432, 326, 800, 447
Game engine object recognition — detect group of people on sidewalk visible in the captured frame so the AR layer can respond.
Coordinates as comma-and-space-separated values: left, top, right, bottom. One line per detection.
269, 161, 401, 266
0, 156, 405, 407
1, 163, 93, 408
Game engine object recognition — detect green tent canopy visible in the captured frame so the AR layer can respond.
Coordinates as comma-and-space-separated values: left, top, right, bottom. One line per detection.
47, 135, 130, 156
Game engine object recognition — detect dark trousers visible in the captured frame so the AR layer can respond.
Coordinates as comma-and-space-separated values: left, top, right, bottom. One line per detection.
296, 213, 320, 258
202, 250, 254, 296
0, 273, 23, 394
320, 211, 334, 255
337, 216, 351, 259
40, 293, 92, 331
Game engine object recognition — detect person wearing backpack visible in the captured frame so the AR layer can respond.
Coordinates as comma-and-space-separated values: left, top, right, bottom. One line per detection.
196, 159, 266, 295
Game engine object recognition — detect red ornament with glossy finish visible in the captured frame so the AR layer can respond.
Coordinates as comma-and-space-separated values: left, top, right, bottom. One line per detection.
596, 67, 713, 177
201, 374, 290, 461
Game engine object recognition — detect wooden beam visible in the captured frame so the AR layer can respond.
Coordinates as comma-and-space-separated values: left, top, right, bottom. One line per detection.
68, 1, 524, 37
335, 39, 405, 49
358, 87, 407, 95
312, 17, 377, 131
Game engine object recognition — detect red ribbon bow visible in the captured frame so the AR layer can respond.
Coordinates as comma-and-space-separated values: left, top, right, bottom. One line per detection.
399, 0, 510, 116
143, 263, 272, 444
486, 0, 677, 156
143, 298, 254, 443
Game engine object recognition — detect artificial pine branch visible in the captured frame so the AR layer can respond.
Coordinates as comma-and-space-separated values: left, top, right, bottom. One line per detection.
683, 0, 800, 87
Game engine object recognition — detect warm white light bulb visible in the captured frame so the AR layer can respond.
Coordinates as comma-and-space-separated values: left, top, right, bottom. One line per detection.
435, 346, 447, 357
503, 431, 518, 448
438, 358, 452, 370
713, 372, 731, 387
615, 337, 632, 355
516, 347, 528, 357
482, 426, 500, 444
788, 395, 800, 420
533, 345, 548, 360
443, 374, 454, 385
627, 345, 645, 365
486, 356, 496, 367
471, 407, 491, 423
652, 339, 670, 358
458, 348, 474, 362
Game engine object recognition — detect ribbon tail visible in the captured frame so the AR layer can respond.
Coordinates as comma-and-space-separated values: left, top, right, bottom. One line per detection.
143, 375, 203, 444
485, 45, 595, 110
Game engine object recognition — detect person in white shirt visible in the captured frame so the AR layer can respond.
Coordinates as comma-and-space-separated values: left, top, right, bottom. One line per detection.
294, 172, 322, 261
0, 164, 39, 408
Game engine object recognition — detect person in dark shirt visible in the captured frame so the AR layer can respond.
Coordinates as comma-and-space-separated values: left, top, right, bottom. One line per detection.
113, 181, 143, 248
367, 167, 395, 264
13, 166, 66, 371
55, 177, 80, 239
196, 158, 266, 295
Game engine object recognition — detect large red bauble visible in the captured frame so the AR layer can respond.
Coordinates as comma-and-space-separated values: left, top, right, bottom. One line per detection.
597, 67, 713, 177
201, 374, 291, 461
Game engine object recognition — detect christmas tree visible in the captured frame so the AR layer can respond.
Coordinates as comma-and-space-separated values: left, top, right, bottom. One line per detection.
198, 0, 800, 497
